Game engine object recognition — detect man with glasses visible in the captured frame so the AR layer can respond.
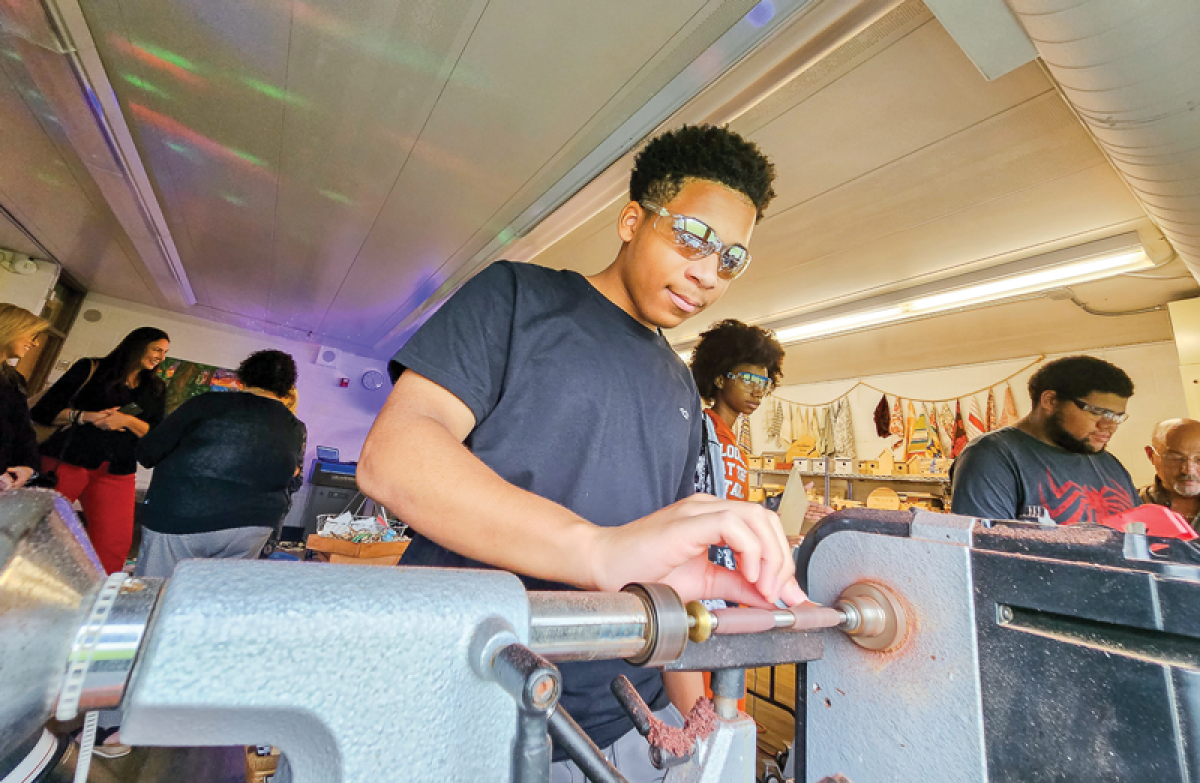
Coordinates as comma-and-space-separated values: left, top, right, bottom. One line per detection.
1140, 418, 1200, 533
951, 355, 1139, 525
360, 124, 802, 781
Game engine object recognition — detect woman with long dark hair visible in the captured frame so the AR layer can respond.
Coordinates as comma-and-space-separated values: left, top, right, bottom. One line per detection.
0, 304, 49, 490
31, 326, 170, 573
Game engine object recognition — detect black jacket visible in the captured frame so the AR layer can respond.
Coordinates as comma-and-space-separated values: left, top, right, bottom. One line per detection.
0, 365, 39, 473
31, 359, 166, 475
138, 391, 306, 535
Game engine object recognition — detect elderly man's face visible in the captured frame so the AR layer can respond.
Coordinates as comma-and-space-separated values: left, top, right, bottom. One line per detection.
1148, 426, 1200, 498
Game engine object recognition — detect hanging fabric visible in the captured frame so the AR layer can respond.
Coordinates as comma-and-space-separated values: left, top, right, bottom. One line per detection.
905, 401, 930, 460
814, 406, 833, 456
767, 399, 784, 448
986, 389, 997, 432
833, 398, 857, 458
1000, 384, 1019, 427
889, 396, 903, 439
873, 394, 891, 438
738, 413, 753, 454
925, 403, 945, 459
966, 396, 986, 441
936, 403, 956, 455
951, 401, 969, 458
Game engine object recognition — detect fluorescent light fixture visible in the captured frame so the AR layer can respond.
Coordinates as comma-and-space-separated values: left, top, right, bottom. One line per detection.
766, 234, 1151, 346
42, 0, 197, 305
775, 306, 906, 343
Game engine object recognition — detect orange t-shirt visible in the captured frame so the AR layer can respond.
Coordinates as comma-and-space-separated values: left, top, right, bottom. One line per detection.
705, 409, 749, 502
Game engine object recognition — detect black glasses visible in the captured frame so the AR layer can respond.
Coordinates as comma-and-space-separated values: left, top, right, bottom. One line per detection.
641, 202, 751, 280
1071, 399, 1128, 424
725, 371, 774, 394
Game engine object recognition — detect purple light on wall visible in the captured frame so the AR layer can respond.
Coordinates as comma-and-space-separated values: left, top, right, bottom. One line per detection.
746, 1, 775, 28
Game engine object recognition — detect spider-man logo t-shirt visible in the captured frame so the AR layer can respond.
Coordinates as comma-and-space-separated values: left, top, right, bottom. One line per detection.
950, 426, 1138, 525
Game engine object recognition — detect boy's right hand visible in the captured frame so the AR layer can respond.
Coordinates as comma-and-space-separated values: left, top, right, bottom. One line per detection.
587, 494, 806, 608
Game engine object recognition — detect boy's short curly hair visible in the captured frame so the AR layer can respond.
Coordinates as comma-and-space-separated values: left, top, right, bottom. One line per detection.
237, 350, 298, 398
630, 125, 776, 221
689, 319, 785, 401
1028, 355, 1134, 403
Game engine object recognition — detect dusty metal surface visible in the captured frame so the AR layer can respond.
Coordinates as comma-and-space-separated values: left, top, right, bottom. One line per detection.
805, 514, 988, 783
0, 489, 103, 760
122, 561, 529, 783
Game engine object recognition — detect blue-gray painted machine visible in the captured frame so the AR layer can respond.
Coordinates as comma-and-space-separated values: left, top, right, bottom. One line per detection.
2, 489, 1198, 782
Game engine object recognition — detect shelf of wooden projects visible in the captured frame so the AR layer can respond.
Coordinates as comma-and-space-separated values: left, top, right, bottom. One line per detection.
749, 469, 948, 508
750, 469, 950, 485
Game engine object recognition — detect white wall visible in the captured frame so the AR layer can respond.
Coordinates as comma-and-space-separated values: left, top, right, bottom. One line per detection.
54, 294, 392, 525
744, 341, 1187, 488
0, 256, 58, 314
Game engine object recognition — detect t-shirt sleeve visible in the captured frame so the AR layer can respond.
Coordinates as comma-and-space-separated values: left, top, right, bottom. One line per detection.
391, 262, 517, 424
951, 437, 1023, 520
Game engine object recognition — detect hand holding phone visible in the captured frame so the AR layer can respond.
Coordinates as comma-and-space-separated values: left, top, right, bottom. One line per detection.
118, 402, 143, 416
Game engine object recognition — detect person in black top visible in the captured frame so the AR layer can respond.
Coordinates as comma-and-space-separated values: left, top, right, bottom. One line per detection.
0, 304, 49, 490
135, 349, 306, 577
359, 125, 804, 781
31, 326, 169, 573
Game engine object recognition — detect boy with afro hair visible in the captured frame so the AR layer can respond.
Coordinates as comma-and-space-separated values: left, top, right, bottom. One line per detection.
361, 124, 804, 780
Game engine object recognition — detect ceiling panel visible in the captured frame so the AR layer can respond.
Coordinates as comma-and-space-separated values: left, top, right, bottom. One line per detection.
65, 0, 769, 351
263, 0, 491, 331
318, 0, 736, 343
743, 17, 1054, 210
89, 0, 291, 314
534, 1, 1189, 366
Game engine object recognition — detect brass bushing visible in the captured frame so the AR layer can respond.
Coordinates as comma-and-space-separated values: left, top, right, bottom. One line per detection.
685, 601, 714, 643
834, 582, 908, 652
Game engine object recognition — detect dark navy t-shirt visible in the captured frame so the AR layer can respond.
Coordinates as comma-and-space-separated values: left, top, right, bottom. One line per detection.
393, 260, 703, 755
951, 427, 1138, 525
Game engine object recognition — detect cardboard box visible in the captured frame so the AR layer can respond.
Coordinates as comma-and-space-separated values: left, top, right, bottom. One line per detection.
762, 455, 777, 470
748, 487, 766, 503
792, 458, 811, 473
306, 535, 409, 566
832, 458, 855, 475
747, 455, 763, 470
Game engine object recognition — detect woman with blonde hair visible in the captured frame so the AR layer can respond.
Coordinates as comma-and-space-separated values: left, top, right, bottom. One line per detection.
0, 304, 49, 490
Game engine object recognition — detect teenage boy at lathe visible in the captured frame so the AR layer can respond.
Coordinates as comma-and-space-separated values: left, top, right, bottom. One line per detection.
359, 124, 804, 781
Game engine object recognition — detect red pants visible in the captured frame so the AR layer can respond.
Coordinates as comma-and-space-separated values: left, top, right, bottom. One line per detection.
43, 458, 136, 574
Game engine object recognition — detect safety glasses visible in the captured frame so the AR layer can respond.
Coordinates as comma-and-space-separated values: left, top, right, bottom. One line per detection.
725, 371, 774, 394
642, 202, 751, 281
1070, 398, 1128, 424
